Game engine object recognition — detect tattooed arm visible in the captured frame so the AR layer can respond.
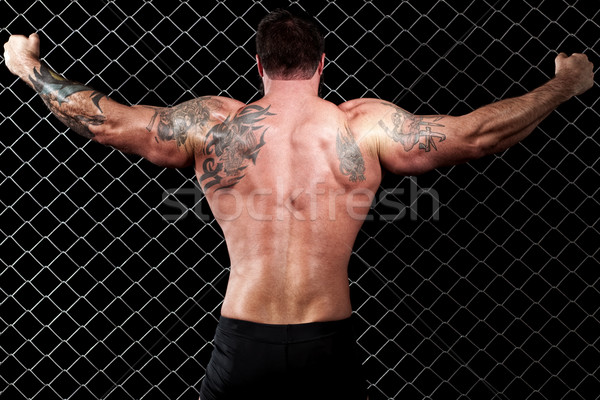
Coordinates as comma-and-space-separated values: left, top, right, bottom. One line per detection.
342, 53, 593, 175
4, 33, 223, 168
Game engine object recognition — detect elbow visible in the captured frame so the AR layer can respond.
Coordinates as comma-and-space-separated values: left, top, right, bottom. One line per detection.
470, 132, 507, 159
460, 118, 494, 160
460, 111, 516, 160
87, 116, 117, 146
89, 117, 133, 152
89, 127, 109, 146
469, 136, 494, 160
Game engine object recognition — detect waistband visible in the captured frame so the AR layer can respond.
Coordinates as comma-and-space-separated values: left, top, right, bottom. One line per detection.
217, 315, 354, 344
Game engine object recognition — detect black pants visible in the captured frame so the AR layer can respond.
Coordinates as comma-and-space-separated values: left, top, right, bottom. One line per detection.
199, 316, 367, 400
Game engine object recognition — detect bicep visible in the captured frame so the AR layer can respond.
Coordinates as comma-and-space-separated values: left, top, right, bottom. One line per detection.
347, 100, 479, 175
103, 97, 223, 168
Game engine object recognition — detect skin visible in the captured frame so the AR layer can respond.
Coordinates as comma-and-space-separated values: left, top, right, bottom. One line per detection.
4, 34, 594, 325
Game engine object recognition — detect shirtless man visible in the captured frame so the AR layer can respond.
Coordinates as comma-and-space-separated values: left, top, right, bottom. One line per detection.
4, 9, 593, 400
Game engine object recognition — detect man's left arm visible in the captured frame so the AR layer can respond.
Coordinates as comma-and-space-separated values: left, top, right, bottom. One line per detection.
343, 53, 594, 176
4, 33, 219, 168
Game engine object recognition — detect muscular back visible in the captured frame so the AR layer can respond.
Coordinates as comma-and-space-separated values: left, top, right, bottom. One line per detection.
194, 95, 382, 324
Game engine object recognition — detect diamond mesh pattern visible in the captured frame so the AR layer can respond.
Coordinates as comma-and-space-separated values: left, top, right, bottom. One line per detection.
1, 1, 599, 399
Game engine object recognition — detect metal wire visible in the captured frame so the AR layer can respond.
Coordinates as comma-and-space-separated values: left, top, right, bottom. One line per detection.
1, 1, 598, 399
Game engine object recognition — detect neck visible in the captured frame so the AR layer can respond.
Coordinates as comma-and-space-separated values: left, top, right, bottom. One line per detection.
262, 73, 321, 100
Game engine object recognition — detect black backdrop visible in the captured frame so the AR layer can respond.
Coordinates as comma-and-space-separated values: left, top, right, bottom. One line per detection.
1, 1, 599, 399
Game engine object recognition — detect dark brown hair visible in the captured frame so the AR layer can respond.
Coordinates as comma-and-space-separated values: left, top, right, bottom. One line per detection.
256, 9, 325, 80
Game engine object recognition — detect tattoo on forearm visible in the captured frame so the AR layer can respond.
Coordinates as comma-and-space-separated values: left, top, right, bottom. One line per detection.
200, 105, 274, 191
378, 103, 446, 152
29, 64, 108, 138
336, 127, 366, 182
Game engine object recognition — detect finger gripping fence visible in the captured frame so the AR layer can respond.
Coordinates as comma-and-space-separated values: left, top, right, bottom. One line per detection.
0, 1, 599, 399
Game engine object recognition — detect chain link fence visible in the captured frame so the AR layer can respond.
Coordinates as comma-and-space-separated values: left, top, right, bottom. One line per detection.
1, 0, 599, 399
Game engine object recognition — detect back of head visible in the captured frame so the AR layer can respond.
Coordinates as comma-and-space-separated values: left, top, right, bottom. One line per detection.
256, 9, 325, 80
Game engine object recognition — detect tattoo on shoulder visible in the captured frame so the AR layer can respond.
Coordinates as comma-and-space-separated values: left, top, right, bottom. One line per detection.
29, 64, 108, 138
200, 105, 275, 191
378, 103, 446, 152
336, 127, 366, 182
144, 97, 222, 149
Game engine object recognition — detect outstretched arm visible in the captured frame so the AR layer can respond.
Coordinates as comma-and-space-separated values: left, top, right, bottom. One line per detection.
4, 33, 225, 168
343, 53, 594, 175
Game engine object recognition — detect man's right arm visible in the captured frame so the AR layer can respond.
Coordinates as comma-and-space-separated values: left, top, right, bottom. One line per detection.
4, 33, 231, 168
343, 53, 594, 175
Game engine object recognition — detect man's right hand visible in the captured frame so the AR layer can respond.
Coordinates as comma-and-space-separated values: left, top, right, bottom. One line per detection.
4, 33, 41, 80
555, 53, 595, 97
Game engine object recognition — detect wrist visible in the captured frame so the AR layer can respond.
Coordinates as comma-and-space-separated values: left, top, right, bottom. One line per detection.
19, 58, 42, 85
546, 75, 577, 102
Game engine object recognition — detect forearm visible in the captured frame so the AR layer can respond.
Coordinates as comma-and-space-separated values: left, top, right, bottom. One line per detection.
18, 62, 202, 168
466, 76, 575, 155
22, 61, 116, 140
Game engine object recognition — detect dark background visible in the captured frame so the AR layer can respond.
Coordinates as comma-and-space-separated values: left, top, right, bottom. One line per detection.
1, 0, 599, 399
